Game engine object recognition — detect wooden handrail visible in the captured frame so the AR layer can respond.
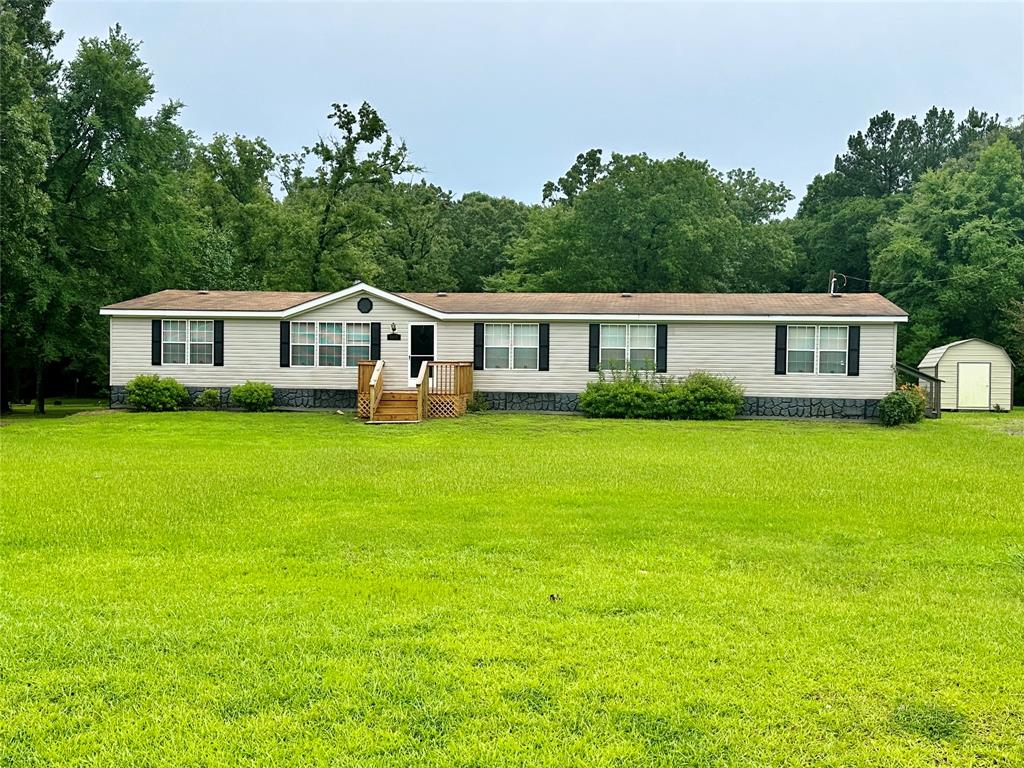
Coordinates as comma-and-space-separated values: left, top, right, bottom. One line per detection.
415, 360, 430, 421
428, 361, 473, 396
357, 360, 375, 394
368, 359, 385, 420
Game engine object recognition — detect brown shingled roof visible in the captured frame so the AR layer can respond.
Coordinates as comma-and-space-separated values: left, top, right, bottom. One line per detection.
399, 291, 907, 317
102, 287, 907, 317
103, 289, 328, 312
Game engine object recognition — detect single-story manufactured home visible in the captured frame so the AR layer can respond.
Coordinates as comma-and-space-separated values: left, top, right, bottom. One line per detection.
101, 282, 909, 419
918, 338, 1015, 411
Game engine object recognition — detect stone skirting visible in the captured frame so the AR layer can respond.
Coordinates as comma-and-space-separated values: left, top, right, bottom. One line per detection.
110, 385, 878, 419
272, 388, 357, 409
109, 385, 356, 410
740, 396, 880, 419
480, 392, 580, 412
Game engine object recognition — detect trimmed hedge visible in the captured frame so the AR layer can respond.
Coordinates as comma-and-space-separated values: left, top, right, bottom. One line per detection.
579, 370, 744, 420
124, 375, 190, 412
230, 381, 274, 412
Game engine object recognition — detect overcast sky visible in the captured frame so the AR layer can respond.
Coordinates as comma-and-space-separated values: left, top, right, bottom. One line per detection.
50, 1, 1023, 215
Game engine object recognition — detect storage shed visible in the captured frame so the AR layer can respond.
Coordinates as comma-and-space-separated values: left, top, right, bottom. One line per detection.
919, 339, 1015, 411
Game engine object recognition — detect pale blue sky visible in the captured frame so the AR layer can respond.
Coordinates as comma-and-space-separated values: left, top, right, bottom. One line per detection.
51, 2, 1023, 214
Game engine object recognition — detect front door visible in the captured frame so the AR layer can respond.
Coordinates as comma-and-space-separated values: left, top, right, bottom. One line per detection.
409, 323, 435, 385
957, 362, 990, 410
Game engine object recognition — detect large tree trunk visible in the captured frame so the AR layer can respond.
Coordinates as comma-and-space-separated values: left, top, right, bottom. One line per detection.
34, 360, 45, 415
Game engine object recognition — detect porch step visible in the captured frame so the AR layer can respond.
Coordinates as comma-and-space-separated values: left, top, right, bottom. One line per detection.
368, 390, 422, 423
379, 391, 418, 402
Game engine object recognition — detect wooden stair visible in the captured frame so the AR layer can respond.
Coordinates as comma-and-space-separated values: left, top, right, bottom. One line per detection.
368, 391, 421, 423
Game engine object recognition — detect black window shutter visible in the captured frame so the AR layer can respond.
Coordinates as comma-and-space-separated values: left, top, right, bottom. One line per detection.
775, 325, 787, 375
213, 320, 224, 366
279, 321, 290, 367
538, 323, 550, 371
588, 324, 601, 372
847, 326, 861, 376
151, 320, 162, 366
473, 323, 484, 370
370, 322, 381, 360
656, 324, 668, 373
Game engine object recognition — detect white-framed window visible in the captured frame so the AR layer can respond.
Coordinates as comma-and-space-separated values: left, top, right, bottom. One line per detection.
189, 320, 214, 365
787, 325, 848, 374
162, 319, 213, 365
600, 324, 656, 370
483, 323, 539, 370
818, 326, 848, 374
291, 321, 316, 366
291, 321, 372, 367
786, 325, 816, 373
345, 322, 371, 367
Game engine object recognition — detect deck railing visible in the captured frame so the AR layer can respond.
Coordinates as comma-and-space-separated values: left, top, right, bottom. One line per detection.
428, 361, 473, 396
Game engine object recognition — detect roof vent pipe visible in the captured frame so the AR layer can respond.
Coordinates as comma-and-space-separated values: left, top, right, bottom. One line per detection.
436, 291, 448, 297
621, 292, 632, 298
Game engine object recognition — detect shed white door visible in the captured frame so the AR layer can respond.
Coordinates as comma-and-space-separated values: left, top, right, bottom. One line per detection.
957, 362, 990, 409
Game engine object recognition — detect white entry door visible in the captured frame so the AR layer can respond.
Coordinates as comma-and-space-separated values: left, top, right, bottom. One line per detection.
957, 362, 990, 410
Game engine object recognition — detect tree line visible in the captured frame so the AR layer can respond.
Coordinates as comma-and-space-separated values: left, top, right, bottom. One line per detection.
2, 1, 1022, 412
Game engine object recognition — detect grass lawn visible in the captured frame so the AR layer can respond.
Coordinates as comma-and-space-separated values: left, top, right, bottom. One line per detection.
1, 409, 1022, 766
4, 398, 109, 420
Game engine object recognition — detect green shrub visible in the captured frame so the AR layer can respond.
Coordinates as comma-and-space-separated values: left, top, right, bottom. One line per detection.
672, 371, 745, 420
579, 370, 744, 420
466, 391, 491, 413
878, 390, 920, 426
230, 381, 274, 412
898, 384, 928, 422
124, 375, 190, 412
195, 389, 222, 409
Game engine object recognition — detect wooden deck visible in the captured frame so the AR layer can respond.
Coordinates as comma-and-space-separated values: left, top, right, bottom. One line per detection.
357, 360, 473, 423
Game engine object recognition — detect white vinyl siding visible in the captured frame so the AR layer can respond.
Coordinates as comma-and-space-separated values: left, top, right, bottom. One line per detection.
109, 294, 899, 400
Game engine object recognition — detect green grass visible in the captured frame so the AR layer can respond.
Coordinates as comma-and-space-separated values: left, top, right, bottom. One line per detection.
4, 398, 108, 420
1, 409, 1022, 767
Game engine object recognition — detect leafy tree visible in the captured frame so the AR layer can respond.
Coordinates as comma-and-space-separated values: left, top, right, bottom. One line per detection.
541, 148, 603, 206
790, 107, 1003, 292
5, 21, 195, 412
368, 181, 456, 291
447, 192, 529, 290
870, 134, 1024, 366
188, 134, 279, 282
0, 0, 60, 411
494, 152, 795, 292
278, 102, 417, 290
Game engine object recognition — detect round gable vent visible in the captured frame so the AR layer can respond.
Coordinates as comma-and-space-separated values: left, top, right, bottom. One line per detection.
357, 297, 373, 314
